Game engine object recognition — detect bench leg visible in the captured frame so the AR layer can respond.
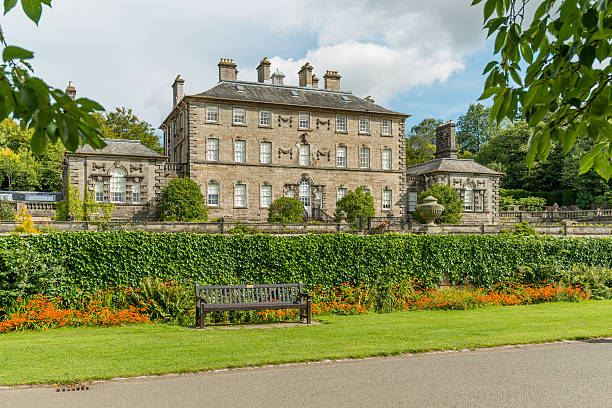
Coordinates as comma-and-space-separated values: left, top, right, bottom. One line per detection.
200, 309, 207, 329
299, 308, 305, 323
306, 299, 312, 325
195, 304, 200, 327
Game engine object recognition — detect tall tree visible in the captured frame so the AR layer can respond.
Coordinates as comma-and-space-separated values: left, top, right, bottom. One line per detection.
98, 108, 162, 154
473, 0, 611, 180
410, 118, 443, 143
456, 103, 497, 153
0, 0, 105, 154
0, 147, 25, 190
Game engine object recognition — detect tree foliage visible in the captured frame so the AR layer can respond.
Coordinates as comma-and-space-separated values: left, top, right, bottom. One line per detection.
267, 197, 304, 223
473, 0, 612, 179
415, 184, 464, 224
96, 108, 162, 154
158, 178, 207, 222
0, 0, 105, 154
456, 103, 497, 153
334, 186, 375, 225
405, 118, 440, 166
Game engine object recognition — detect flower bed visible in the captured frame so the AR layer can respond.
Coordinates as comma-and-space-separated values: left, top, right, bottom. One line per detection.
0, 292, 149, 333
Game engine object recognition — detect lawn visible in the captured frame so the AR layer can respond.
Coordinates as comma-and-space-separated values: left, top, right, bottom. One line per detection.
1, 301, 611, 385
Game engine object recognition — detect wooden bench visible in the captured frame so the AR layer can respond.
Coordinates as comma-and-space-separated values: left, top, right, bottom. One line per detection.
195, 283, 311, 328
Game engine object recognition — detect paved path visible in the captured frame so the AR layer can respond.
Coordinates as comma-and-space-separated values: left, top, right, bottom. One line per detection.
2, 339, 611, 408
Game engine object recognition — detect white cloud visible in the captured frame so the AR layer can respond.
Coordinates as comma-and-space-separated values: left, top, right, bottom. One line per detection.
1, 0, 487, 125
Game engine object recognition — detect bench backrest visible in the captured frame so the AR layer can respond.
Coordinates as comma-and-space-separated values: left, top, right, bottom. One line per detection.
195, 283, 303, 306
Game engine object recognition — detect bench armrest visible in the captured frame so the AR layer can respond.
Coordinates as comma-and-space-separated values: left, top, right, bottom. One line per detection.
297, 292, 311, 301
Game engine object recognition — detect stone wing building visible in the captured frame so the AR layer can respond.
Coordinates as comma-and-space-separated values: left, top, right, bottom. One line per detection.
63, 138, 166, 220
405, 121, 502, 224
161, 57, 409, 221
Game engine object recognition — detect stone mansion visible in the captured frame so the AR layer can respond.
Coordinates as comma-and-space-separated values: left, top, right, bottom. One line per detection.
161, 57, 408, 220
64, 57, 500, 223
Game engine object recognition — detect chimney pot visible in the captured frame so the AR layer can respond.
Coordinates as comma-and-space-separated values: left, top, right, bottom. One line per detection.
434, 121, 458, 159
218, 58, 238, 82
172, 75, 185, 108
312, 74, 319, 89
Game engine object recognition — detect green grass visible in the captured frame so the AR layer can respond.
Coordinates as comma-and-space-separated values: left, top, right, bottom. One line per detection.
1, 301, 612, 385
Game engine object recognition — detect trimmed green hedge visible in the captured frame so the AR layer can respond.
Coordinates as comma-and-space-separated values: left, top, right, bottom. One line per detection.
1, 233, 611, 302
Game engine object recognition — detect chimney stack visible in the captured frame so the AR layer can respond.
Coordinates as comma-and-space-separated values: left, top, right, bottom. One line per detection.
66, 81, 76, 100
435, 121, 458, 159
172, 75, 184, 107
312, 74, 319, 89
256, 57, 271, 83
218, 58, 238, 82
298, 62, 313, 87
323, 70, 341, 91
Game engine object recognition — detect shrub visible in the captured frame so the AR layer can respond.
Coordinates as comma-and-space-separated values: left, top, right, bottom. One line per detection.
158, 178, 207, 222
0, 240, 64, 307
415, 184, 463, 224
55, 176, 85, 221
500, 221, 538, 236
499, 195, 516, 211
13, 207, 39, 234
129, 278, 193, 325
517, 196, 546, 211
594, 191, 612, 208
0, 199, 15, 221
334, 186, 375, 226
267, 197, 304, 223
561, 264, 612, 300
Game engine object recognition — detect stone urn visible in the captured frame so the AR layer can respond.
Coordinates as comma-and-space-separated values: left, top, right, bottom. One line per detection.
416, 196, 444, 226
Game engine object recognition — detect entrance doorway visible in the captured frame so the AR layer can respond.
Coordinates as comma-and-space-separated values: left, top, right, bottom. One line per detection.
299, 180, 312, 216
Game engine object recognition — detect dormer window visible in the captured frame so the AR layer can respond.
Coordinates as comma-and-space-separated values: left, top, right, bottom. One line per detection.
341, 95, 350, 102
290, 90, 299, 97
236, 85, 245, 92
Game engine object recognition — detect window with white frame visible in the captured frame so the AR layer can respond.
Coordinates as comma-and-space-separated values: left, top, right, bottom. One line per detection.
206, 106, 219, 122
234, 140, 246, 162
382, 148, 392, 170
207, 183, 219, 206
359, 117, 370, 133
132, 183, 141, 204
94, 181, 104, 203
408, 191, 418, 212
382, 189, 392, 210
233, 107, 246, 125
336, 146, 347, 167
299, 144, 310, 166
362, 186, 371, 196
336, 115, 347, 132
260, 142, 272, 164
299, 113, 310, 129
337, 187, 347, 202
260, 185, 272, 208
234, 184, 246, 207
464, 184, 474, 211
259, 111, 271, 127
359, 147, 370, 168
315, 190, 322, 208
206, 138, 219, 161
110, 168, 126, 204
381, 119, 391, 135
477, 192, 484, 212
286, 189, 295, 198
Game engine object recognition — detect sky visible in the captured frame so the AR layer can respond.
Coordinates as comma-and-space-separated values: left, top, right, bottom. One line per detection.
2, 0, 495, 135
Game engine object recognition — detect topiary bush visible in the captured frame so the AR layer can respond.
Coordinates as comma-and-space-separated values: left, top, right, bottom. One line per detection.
158, 178, 207, 222
267, 197, 304, 223
334, 186, 375, 226
414, 184, 463, 224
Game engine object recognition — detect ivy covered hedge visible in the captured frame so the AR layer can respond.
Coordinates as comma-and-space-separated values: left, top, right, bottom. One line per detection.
1, 232, 611, 302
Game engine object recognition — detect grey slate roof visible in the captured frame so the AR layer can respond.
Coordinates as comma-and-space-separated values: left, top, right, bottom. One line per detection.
74, 139, 164, 157
406, 158, 502, 175
193, 80, 407, 116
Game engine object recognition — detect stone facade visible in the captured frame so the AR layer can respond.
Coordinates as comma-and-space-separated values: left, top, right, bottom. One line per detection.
161, 58, 409, 221
406, 121, 502, 224
64, 139, 167, 220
